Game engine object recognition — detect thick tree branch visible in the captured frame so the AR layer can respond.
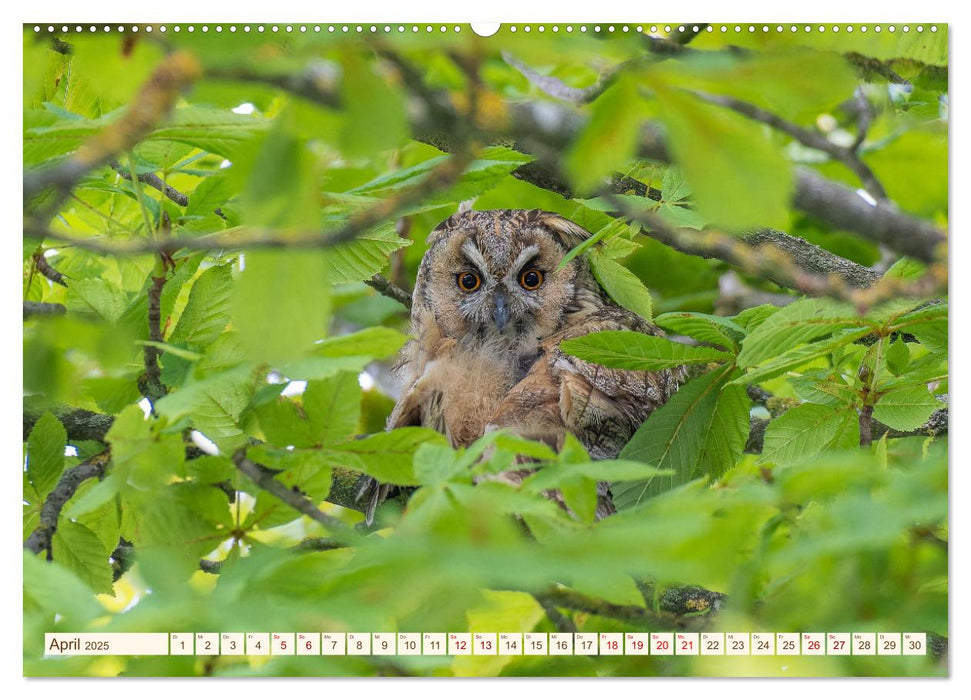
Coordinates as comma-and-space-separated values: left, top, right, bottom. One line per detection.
32, 251, 69, 287
139, 273, 168, 403
23, 404, 115, 442
199, 536, 344, 574
24, 450, 111, 557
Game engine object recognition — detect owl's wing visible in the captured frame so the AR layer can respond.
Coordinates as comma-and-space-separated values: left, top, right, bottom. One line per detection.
487, 307, 684, 518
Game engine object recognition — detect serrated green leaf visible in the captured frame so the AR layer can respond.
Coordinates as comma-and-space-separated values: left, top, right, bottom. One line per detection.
655, 311, 745, 352
324, 224, 412, 285
735, 327, 874, 386
322, 428, 448, 485
761, 403, 859, 468
616, 366, 733, 506
167, 264, 234, 348
873, 386, 943, 432
737, 298, 870, 368
561, 330, 731, 371
256, 397, 317, 448
886, 336, 911, 376
51, 520, 113, 595
339, 54, 408, 156
155, 365, 257, 442
588, 249, 653, 321
303, 372, 362, 446
26, 412, 67, 498
316, 326, 410, 360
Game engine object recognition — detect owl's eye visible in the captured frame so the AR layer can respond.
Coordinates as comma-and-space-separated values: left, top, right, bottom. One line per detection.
519, 268, 544, 291
457, 271, 481, 292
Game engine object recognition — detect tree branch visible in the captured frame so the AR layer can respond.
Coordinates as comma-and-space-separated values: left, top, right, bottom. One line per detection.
23, 404, 115, 442
690, 89, 888, 200
23, 301, 66, 318
364, 274, 412, 309
25, 151, 471, 256
109, 160, 189, 207
24, 450, 111, 557
232, 448, 362, 545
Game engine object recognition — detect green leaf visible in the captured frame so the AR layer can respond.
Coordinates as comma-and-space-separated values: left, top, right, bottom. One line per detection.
886, 336, 911, 376
323, 428, 448, 485
695, 377, 750, 481
588, 249, 653, 321
737, 298, 869, 368
652, 83, 793, 229
561, 330, 731, 371
51, 520, 113, 595
761, 403, 860, 468
524, 459, 672, 491
23, 551, 103, 627
565, 74, 646, 193
616, 366, 733, 506
155, 365, 257, 442
735, 327, 874, 386
26, 412, 67, 498
231, 250, 331, 364
339, 54, 408, 156
413, 443, 467, 486
315, 326, 410, 360
873, 386, 943, 432
167, 264, 234, 348
303, 372, 363, 446
147, 106, 268, 159
106, 405, 185, 489
256, 398, 317, 448
137, 483, 233, 568
655, 312, 745, 352
324, 223, 412, 285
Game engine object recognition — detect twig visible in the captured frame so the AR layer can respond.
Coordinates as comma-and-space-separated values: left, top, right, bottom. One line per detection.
23, 301, 66, 318
232, 448, 361, 545
536, 588, 699, 630
24, 450, 111, 558
689, 89, 888, 201
502, 51, 605, 104
199, 536, 345, 574
533, 593, 578, 634
25, 152, 471, 256
109, 160, 189, 207
365, 274, 412, 309
32, 251, 69, 286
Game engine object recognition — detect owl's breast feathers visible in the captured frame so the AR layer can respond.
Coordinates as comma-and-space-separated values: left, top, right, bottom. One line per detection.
390, 303, 685, 462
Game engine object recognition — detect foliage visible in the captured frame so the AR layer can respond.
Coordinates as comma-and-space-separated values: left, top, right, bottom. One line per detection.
22, 23, 947, 678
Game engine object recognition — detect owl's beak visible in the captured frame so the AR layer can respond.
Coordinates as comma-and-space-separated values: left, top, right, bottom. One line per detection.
492, 292, 510, 331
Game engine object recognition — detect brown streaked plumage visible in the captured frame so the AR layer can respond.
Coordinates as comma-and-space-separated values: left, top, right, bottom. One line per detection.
363, 209, 684, 522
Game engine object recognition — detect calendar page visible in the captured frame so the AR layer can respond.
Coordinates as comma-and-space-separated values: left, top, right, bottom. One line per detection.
22, 20, 948, 679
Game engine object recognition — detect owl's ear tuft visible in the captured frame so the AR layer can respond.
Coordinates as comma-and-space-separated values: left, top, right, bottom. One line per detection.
535, 212, 593, 251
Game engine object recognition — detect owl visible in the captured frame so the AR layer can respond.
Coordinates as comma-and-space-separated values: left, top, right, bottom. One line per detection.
361, 209, 684, 523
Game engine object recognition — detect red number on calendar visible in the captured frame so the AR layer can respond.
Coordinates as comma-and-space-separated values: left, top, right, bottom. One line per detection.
482, 640, 493, 650
606, 640, 619, 650
656, 640, 670, 651
807, 640, 820, 651
306, 640, 312, 650
631, 640, 644, 651
456, 640, 467, 650
681, 640, 693, 650
832, 640, 845, 650
280, 640, 287, 650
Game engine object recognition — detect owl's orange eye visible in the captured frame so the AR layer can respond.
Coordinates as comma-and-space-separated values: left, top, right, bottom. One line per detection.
457, 272, 481, 292
519, 268, 544, 290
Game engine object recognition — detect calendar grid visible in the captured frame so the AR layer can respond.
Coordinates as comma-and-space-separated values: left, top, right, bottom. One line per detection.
44, 632, 928, 657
